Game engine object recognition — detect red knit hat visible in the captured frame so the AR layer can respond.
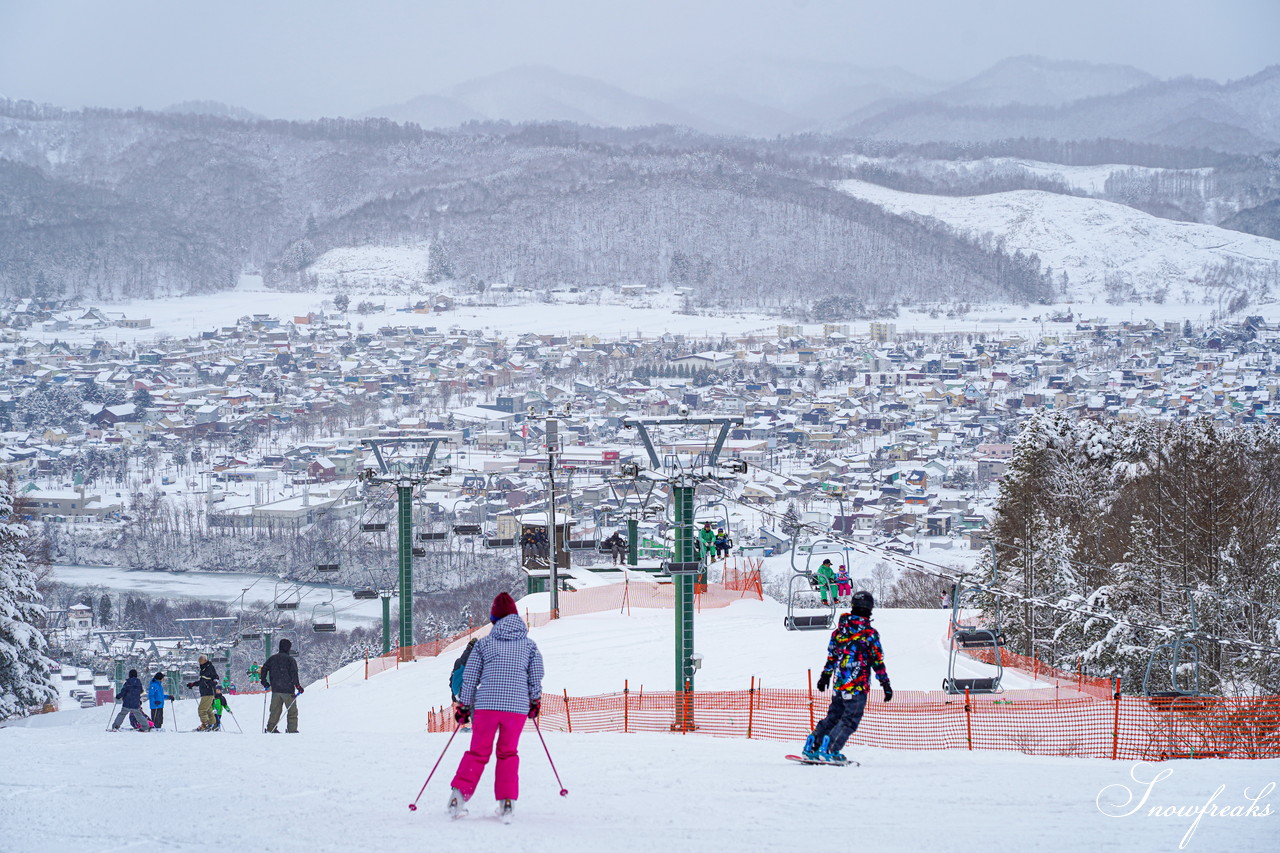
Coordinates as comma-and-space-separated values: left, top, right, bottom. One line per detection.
490, 592, 519, 623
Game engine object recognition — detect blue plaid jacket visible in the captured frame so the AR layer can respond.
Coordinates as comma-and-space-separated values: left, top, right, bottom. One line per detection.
459, 614, 544, 713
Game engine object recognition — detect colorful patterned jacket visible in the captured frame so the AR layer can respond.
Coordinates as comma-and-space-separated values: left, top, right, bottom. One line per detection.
821, 613, 890, 694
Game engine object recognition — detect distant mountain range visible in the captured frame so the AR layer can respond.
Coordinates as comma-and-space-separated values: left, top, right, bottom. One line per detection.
358, 56, 1280, 153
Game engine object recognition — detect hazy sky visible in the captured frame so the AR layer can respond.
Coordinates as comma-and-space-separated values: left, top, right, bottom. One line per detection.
1, 0, 1276, 118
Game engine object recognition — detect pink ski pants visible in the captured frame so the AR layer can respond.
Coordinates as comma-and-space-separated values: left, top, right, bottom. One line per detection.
450, 709, 526, 800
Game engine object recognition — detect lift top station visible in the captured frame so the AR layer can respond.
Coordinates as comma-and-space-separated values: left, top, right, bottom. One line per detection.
620, 413, 744, 731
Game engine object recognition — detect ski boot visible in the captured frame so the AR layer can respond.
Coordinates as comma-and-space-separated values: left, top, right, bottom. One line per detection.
817, 736, 844, 764
496, 798, 514, 823
802, 734, 821, 760
447, 787, 468, 819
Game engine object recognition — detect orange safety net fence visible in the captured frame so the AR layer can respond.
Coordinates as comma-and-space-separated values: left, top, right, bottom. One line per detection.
423, 685, 1280, 761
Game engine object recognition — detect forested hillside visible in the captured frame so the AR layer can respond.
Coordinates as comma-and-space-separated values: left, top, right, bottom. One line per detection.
0, 101, 1054, 309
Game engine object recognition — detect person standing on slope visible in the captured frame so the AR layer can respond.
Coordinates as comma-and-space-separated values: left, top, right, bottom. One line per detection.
147, 672, 170, 730
450, 637, 479, 730
448, 592, 544, 822
260, 638, 304, 733
802, 591, 893, 763
186, 655, 219, 731
111, 669, 150, 732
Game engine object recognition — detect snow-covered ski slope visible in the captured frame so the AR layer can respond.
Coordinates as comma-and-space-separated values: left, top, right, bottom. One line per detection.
836, 178, 1280, 304
3, 595, 1276, 852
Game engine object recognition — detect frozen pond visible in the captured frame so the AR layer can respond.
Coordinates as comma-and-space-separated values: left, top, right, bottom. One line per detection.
51, 564, 383, 628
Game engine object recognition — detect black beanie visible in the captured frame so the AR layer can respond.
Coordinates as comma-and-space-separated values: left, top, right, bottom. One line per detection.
153, 672, 164, 681
128, 669, 138, 678
279, 638, 292, 653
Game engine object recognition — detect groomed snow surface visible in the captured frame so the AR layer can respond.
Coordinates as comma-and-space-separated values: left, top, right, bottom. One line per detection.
3, 597, 1277, 852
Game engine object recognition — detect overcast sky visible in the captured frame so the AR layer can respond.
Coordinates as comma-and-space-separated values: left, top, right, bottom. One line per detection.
1, 0, 1276, 118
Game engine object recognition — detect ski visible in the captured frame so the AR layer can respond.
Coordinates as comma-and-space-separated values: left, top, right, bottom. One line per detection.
784, 754, 860, 767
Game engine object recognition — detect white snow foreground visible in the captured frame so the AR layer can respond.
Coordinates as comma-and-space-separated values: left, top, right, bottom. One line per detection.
2, 598, 1277, 852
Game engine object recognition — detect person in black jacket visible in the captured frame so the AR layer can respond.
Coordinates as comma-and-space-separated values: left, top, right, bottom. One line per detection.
186, 655, 219, 731
111, 669, 149, 732
260, 638, 303, 733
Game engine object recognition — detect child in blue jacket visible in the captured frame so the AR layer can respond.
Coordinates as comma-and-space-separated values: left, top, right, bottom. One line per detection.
148, 672, 170, 729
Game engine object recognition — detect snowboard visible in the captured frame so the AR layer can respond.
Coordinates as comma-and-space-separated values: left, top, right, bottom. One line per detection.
785, 753, 860, 767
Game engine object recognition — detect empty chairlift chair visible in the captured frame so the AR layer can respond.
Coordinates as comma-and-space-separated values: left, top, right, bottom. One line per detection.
352, 589, 379, 600
312, 602, 337, 633
941, 583, 1005, 694
274, 581, 300, 611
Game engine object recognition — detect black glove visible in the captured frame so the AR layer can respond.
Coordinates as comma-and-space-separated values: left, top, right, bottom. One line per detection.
815, 672, 830, 693
296, 686, 304, 695
166, 695, 174, 701
455, 704, 472, 725
528, 700, 541, 720
186, 681, 197, 689
882, 682, 894, 702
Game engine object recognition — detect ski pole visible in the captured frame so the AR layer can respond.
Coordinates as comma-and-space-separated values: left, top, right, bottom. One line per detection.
223, 708, 244, 733
104, 699, 120, 732
408, 724, 462, 811
533, 719, 569, 796
260, 691, 269, 733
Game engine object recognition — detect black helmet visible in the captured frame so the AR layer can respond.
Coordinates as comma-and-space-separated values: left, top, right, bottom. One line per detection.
153, 672, 164, 681
279, 638, 292, 653
850, 591, 874, 617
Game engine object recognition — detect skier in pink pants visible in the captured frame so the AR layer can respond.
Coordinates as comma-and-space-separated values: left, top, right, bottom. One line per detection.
448, 592, 545, 821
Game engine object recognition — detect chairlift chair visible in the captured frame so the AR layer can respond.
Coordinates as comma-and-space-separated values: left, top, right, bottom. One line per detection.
782, 537, 842, 631
1141, 591, 1206, 709
941, 578, 1005, 695
352, 589, 379, 600
315, 563, 340, 573
273, 581, 300, 611
418, 530, 448, 541
361, 522, 388, 533
312, 604, 337, 633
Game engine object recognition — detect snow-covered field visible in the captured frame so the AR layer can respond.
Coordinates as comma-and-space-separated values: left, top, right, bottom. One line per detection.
4, 595, 1276, 852
836, 178, 1280, 304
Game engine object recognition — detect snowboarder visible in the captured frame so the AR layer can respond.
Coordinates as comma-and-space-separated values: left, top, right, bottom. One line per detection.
261, 638, 303, 733
697, 522, 716, 563
814, 559, 838, 605
603, 531, 627, 565
211, 685, 230, 730
111, 669, 150, 732
448, 592, 544, 821
186, 655, 219, 731
835, 565, 852, 601
147, 672, 170, 729
801, 591, 893, 763
714, 527, 731, 560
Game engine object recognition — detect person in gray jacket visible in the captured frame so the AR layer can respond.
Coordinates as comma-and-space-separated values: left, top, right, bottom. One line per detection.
260, 638, 303, 733
447, 592, 544, 820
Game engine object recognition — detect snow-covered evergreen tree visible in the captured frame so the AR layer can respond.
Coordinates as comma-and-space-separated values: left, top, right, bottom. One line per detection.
0, 481, 58, 719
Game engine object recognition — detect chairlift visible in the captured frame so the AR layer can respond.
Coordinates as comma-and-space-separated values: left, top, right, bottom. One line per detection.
941, 572, 1005, 695
418, 530, 448, 541
240, 629, 263, 641
1142, 591, 1206, 709
362, 522, 388, 533
484, 536, 515, 548
312, 590, 337, 633
315, 563, 340, 573
452, 524, 482, 536
782, 537, 843, 631
352, 589, 379, 600
273, 581, 300, 611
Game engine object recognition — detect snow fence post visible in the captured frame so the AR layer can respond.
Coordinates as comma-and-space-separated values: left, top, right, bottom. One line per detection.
747, 676, 755, 739
364, 653, 368, 681
564, 689, 573, 733
1111, 678, 1122, 761
624, 680, 629, 734
964, 687, 973, 750
807, 669, 814, 731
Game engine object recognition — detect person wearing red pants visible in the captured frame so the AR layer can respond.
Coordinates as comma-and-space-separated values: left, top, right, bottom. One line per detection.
448, 592, 545, 820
